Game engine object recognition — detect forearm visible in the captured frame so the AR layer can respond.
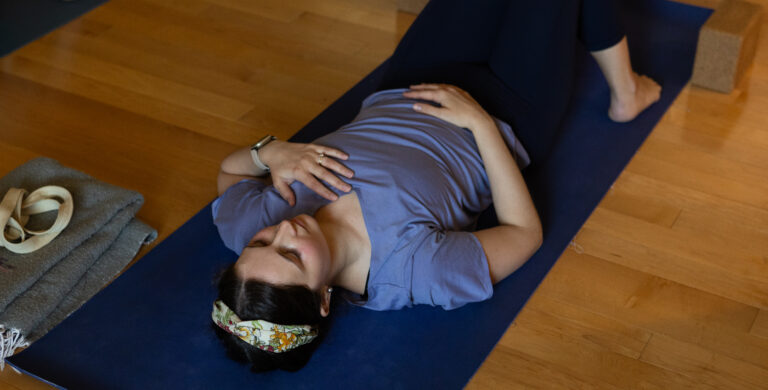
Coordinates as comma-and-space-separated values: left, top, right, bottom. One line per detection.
471, 118, 540, 231
217, 144, 274, 195
220, 145, 268, 177
217, 140, 353, 201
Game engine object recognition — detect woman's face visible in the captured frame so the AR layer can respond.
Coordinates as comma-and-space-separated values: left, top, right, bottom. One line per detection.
234, 214, 332, 292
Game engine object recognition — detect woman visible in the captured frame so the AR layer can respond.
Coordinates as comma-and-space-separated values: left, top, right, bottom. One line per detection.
211, 0, 660, 372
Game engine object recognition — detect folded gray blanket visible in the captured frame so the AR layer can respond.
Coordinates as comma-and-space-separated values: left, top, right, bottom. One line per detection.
0, 157, 157, 368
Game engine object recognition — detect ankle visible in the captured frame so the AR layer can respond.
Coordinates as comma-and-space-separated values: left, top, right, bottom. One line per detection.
611, 72, 638, 103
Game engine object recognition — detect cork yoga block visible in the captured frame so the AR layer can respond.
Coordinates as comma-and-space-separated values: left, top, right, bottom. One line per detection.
692, 0, 763, 93
397, 0, 429, 14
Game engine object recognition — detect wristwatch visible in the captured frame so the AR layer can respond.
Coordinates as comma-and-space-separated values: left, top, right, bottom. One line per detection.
250, 135, 277, 173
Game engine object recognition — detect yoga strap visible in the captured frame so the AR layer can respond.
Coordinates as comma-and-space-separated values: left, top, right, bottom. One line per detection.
0, 186, 73, 254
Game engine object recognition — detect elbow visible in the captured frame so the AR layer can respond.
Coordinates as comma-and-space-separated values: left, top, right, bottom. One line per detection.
525, 218, 543, 256
531, 226, 543, 254
216, 169, 228, 196
534, 217, 543, 250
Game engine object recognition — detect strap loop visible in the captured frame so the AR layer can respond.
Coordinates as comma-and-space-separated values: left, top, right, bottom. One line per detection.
0, 186, 73, 254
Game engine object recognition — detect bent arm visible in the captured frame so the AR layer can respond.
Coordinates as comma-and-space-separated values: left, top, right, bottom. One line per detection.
469, 117, 542, 283
216, 140, 354, 204
217, 146, 269, 196
403, 84, 542, 284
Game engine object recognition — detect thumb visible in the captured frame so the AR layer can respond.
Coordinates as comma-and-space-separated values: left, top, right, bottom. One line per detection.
273, 180, 296, 207
413, 103, 445, 120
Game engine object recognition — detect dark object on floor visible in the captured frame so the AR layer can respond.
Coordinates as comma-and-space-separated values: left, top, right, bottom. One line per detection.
8, 0, 711, 388
0, 0, 108, 58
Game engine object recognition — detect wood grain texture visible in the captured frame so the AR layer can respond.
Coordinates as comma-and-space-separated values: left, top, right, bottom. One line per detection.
2, 0, 768, 388
752, 310, 768, 338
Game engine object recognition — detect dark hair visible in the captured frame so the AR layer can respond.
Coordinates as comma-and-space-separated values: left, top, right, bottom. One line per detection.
212, 264, 327, 372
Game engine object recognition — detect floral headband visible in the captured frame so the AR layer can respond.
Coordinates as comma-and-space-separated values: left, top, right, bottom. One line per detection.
211, 300, 317, 353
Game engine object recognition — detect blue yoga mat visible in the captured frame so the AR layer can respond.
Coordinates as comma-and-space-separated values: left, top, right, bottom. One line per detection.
9, 1, 711, 388
0, 0, 109, 58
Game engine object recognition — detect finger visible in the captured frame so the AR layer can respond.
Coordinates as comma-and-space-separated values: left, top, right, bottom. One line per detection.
319, 157, 354, 178
435, 83, 458, 91
312, 166, 352, 193
404, 87, 442, 98
316, 146, 349, 161
437, 84, 469, 99
407, 83, 441, 90
402, 89, 446, 103
298, 172, 339, 202
273, 179, 296, 206
409, 83, 459, 94
452, 86, 473, 99
413, 102, 446, 119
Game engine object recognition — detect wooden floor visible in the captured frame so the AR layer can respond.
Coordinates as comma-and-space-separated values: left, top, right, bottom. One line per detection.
1, 0, 766, 388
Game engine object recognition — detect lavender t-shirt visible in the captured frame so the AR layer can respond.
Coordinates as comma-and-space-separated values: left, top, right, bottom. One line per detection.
212, 88, 530, 310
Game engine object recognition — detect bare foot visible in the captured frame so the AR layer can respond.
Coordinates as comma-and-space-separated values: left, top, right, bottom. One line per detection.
608, 73, 662, 123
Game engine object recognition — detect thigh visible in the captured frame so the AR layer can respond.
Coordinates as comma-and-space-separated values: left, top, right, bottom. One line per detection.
486, 0, 585, 162
380, 0, 508, 85
489, 0, 581, 114
381, 0, 584, 163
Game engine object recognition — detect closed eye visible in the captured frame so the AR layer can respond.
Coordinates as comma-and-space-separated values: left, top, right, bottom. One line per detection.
247, 240, 303, 270
279, 248, 304, 269
247, 239, 269, 248
283, 248, 301, 261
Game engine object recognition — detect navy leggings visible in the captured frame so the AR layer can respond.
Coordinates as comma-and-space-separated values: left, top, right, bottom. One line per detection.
378, 0, 624, 164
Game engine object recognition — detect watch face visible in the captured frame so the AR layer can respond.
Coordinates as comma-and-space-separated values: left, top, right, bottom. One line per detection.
252, 136, 271, 150
256, 136, 275, 149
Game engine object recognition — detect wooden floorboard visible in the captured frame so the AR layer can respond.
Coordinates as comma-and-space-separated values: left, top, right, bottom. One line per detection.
1, 0, 767, 388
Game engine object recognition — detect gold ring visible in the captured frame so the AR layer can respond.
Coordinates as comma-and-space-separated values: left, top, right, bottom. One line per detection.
317, 152, 325, 165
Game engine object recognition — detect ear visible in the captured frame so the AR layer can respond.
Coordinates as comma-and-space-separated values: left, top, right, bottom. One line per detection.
319, 287, 332, 317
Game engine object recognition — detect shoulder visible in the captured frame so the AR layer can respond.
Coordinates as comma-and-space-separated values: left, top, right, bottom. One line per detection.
212, 179, 267, 220
212, 179, 280, 253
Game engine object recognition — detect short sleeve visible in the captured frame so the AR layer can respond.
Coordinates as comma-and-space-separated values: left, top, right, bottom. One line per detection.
493, 116, 531, 169
410, 228, 493, 310
211, 179, 275, 254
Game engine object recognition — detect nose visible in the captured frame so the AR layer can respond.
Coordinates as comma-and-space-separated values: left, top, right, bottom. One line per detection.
274, 219, 296, 240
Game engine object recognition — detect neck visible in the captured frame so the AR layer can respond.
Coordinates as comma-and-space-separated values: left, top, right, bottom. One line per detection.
314, 199, 368, 295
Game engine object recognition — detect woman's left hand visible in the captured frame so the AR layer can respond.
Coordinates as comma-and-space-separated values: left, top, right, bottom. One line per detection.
402, 84, 494, 132
259, 140, 354, 206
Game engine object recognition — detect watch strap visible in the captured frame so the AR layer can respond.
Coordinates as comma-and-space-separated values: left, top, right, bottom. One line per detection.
250, 135, 276, 173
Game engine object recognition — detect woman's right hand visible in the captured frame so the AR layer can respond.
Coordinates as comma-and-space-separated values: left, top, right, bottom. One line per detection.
403, 86, 542, 285
402, 84, 495, 133
259, 140, 354, 206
